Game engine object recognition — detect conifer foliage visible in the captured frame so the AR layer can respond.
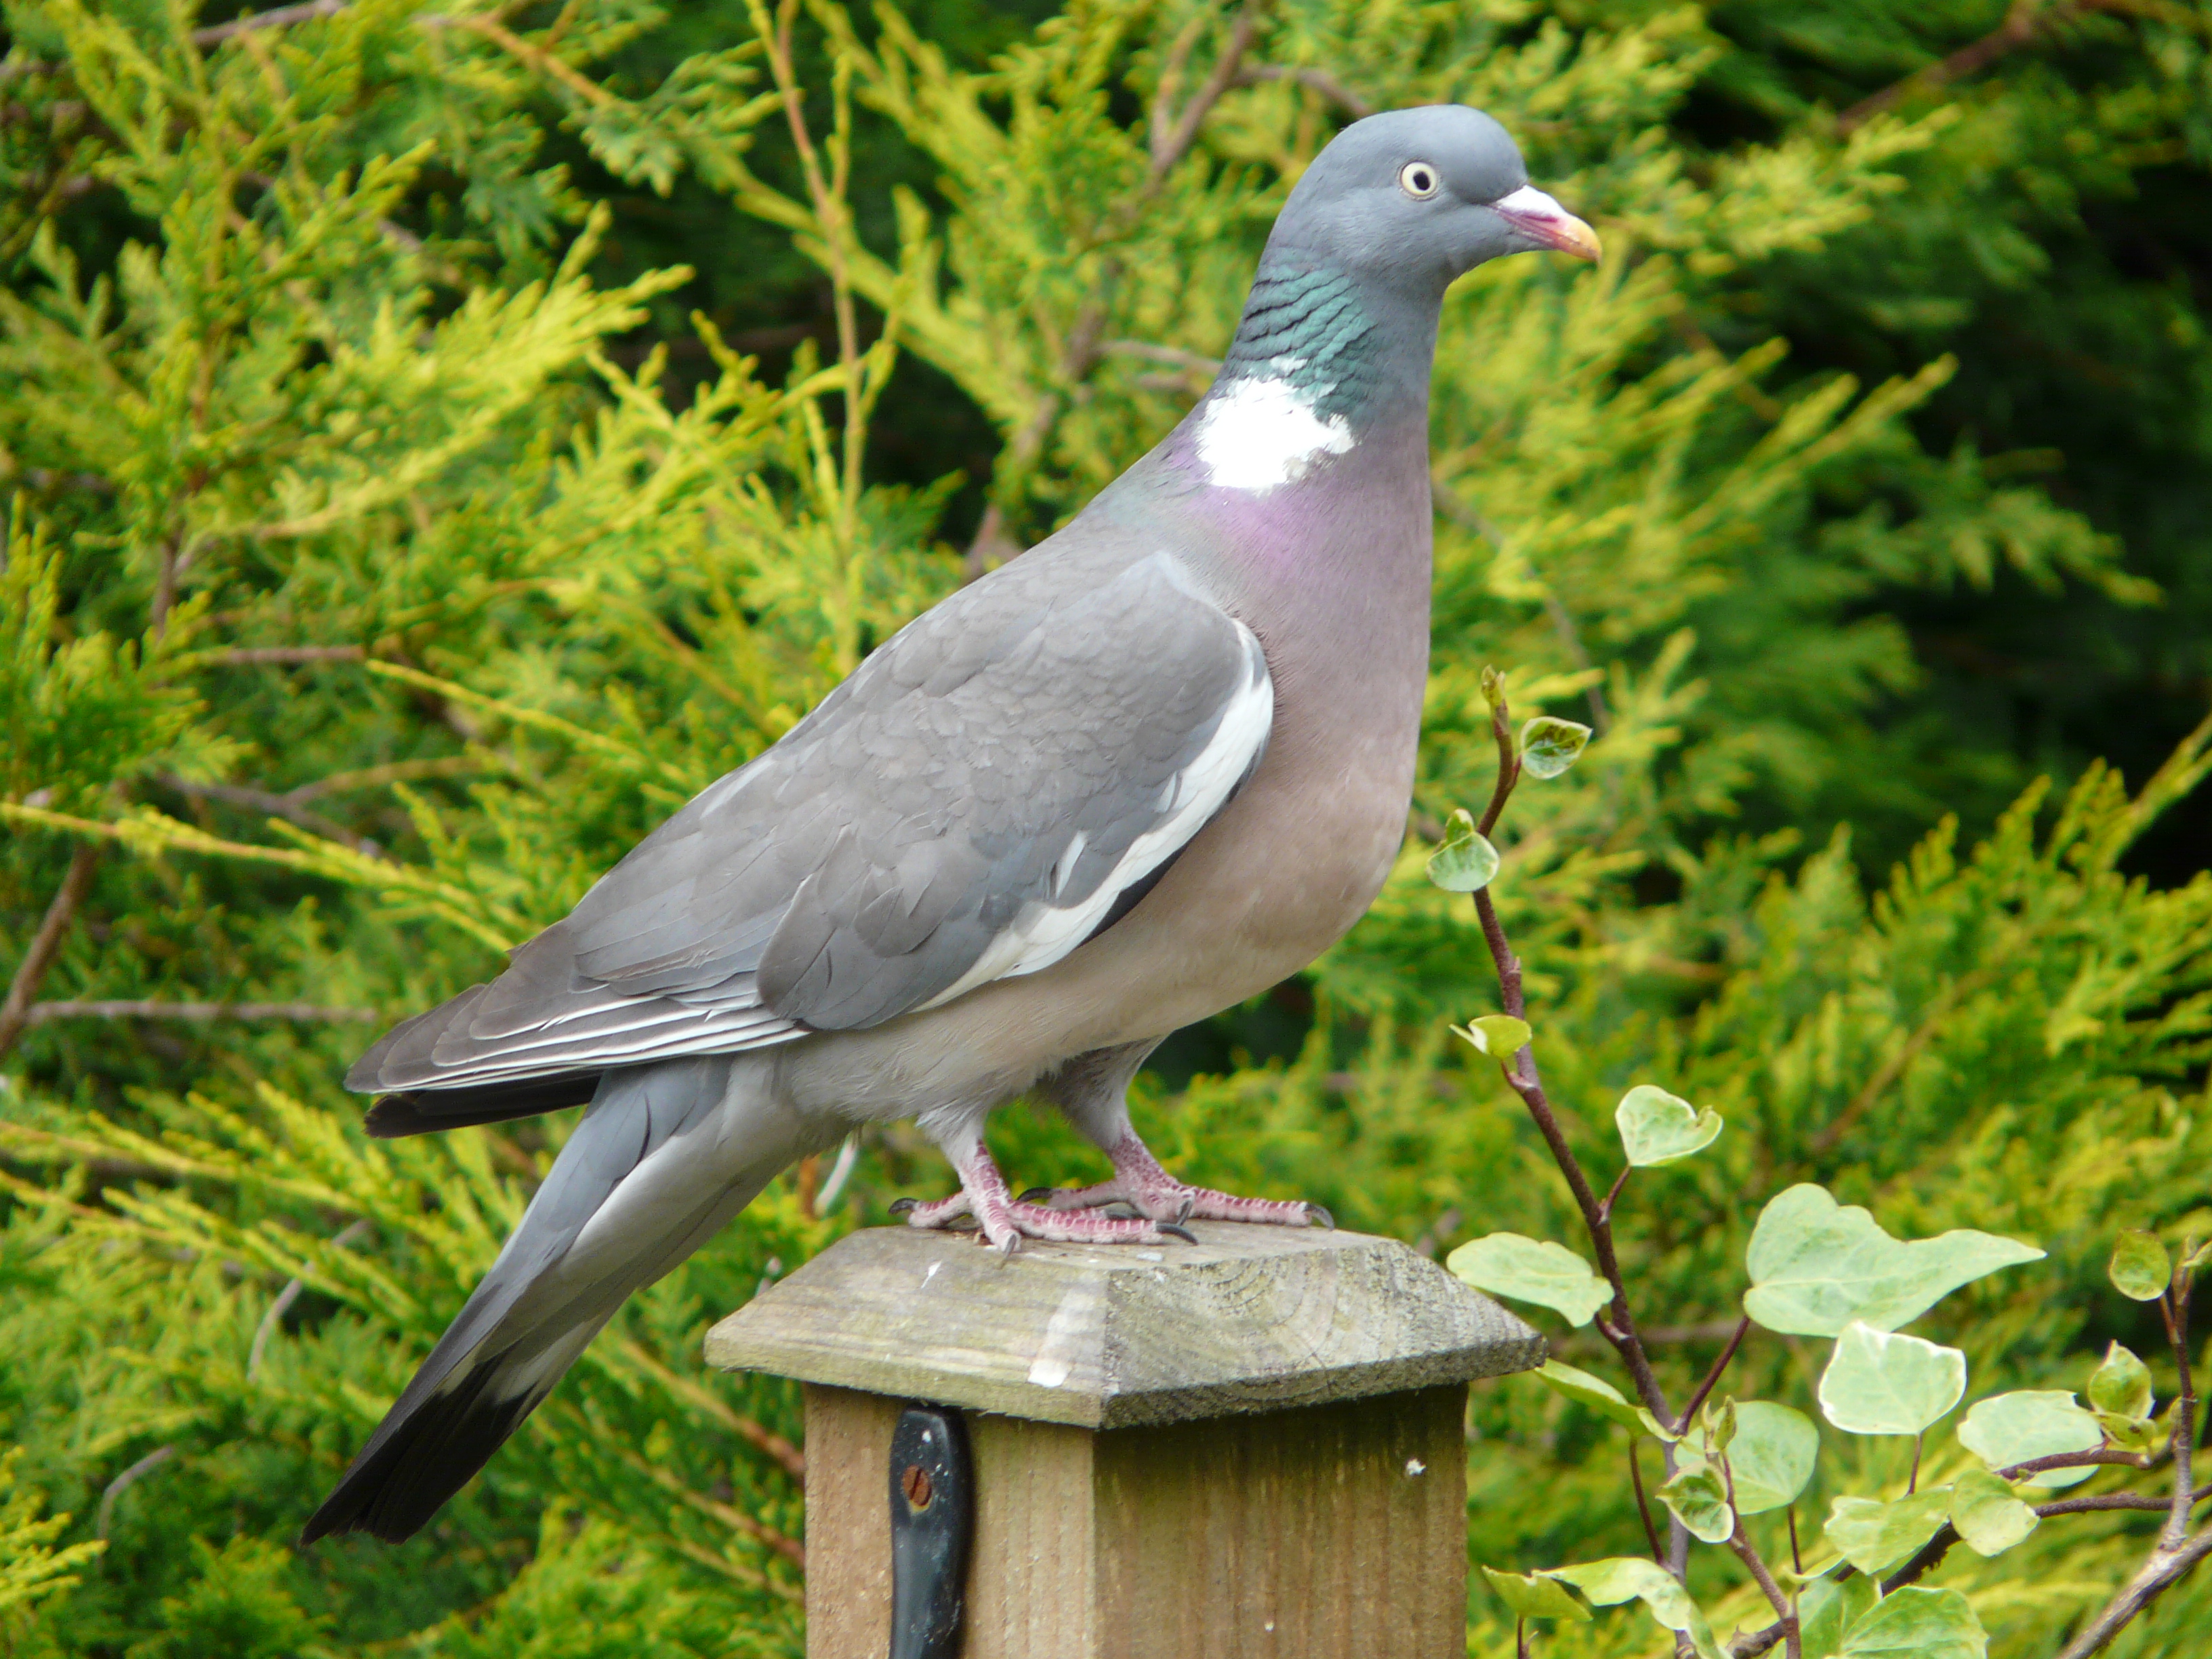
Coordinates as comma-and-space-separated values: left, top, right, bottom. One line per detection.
1, 1, 2208, 1654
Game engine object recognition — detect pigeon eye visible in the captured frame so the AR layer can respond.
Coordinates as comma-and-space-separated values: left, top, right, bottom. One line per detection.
1398, 161, 1439, 200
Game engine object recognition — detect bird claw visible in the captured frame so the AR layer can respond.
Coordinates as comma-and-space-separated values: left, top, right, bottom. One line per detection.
1158, 1223, 1198, 1244
1015, 1186, 1053, 1205
1304, 1203, 1334, 1229
888, 1195, 918, 1216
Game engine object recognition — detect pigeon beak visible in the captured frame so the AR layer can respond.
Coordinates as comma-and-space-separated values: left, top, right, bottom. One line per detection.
1490, 185, 1603, 262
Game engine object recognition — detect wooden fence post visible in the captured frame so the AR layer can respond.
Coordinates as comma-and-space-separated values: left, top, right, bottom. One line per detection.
705, 1220, 1543, 1658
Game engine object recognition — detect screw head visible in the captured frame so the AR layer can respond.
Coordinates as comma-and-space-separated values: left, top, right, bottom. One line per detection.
901, 1463, 934, 1510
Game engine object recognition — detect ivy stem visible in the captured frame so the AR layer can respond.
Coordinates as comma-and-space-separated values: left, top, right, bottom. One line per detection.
1629, 1438, 1665, 1563
1470, 687, 1670, 1423
1597, 1164, 1631, 1226
2165, 1258, 2198, 1550
1675, 1315, 1752, 1435
1908, 1431, 1923, 1495
1725, 1516, 1799, 1659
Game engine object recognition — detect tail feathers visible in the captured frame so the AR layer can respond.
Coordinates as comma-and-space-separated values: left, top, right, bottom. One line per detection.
364, 1073, 599, 1139
305, 1054, 806, 1545
300, 1327, 594, 1543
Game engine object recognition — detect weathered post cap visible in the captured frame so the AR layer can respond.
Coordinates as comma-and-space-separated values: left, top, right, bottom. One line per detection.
705, 1221, 1542, 1429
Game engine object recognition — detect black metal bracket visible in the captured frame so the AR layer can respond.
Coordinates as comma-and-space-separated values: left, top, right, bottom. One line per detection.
887, 1401, 972, 1659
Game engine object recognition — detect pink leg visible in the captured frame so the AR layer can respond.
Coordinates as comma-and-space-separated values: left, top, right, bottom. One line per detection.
1022, 1130, 1332, 1229
894, 1140, 1196, 1254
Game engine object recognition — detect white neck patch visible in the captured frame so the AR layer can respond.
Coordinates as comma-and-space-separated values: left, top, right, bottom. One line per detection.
1193, 372, 1355, 492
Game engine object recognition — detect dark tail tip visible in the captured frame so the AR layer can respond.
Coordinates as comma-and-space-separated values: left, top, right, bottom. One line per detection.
302, 1362, 541, 1546
363, 1071, 598, 1139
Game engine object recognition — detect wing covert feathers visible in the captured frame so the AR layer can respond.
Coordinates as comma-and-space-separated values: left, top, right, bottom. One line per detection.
346, 547, 1272, 1101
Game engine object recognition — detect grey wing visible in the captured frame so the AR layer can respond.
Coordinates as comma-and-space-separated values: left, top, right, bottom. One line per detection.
350, 550, 1272, 1099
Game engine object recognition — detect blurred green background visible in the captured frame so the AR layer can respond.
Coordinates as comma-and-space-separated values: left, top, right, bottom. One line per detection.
1, 1, 2209, 1653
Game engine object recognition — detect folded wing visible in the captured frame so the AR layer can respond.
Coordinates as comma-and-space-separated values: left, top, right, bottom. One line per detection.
350, 550, 1271, 1128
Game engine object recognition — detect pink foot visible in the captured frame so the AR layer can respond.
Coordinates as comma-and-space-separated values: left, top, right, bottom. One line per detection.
893, 1143, 1197, 1254
1019, 1132, 1333, 1229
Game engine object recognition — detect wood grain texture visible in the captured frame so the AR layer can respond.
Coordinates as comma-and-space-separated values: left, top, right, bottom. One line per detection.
800, 1386, 901, 1659
709, 1221, 1541, 1427
799, 1383, 1470, 1658
1089, 1385, 1469, 1659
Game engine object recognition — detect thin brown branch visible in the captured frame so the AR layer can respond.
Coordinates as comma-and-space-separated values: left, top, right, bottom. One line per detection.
0, 845, 102, 1061
1473, 690, 1521, 840
1675, 1315, 1752, 1434
2056, 1524, 2212, 1659
1734, 1488, 2212, 1654
1148, 0, 1265, 179
248, 1217, 371, 1380
1100, 339, 1222, 373
149, 537, 182, 640
611, 1336, 806, 1483
194, 0, 352, 46
973, 2, 1265, 568
1629, 1438, 1666, 1563
285, 755, 483, 803
1835, 1, 2129, 134
2166, 1266, 2198, 1548
1726, 1521, 1799, 1659
1229, 62, 1372, 118
199, 644, 367, 666
2001, 1446, 2162, 1480
157, 772, 386, 857
0, 0, 351, 83
96, 1446, 177, 1539
24, 1000, 375, 1025
2041, 1491, 2212, 1517
613, 1444, 806, 1568
417, 12, 617, 108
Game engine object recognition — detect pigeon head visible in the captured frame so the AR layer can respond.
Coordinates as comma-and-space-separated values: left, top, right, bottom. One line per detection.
1167, 108, 1595, 495
1269, 105, 1600, 288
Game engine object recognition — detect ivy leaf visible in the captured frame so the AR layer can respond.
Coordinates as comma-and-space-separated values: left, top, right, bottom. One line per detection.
1957, 1391, 2100, 1489
1725, 1401, 1819, 1513
1532, 1359, 1678, 1441
1801, 1574, 1878, 1659
1452, 1015, 1533, 1059
1518, 714, 1593, 779
1948, 1469, 2039, 1557
1838, 1585, 1987, 1658
1818, 1323, 1967, 1435
1658, 1462, 1734, 1543
2087, 1341, 2152, 1422
1701, 1395, 1738, 1455
1426, 807, 1500, 893
1542, 1559, 1723, 1659
1540, 1361, 1678, 1441
1480, 1565, 1591, 1622
2108, 1231, 2171, 1301
2098, 1411, 2159, 1454
1822, 1490, 1952, 1575
1743, 1185, 2043, 1336
1446, 1233, 1610, 1326
1614, 1084, 1723, 1167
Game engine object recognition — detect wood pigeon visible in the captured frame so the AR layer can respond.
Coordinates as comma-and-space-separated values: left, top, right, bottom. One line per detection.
304, 104, 1598, 1544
